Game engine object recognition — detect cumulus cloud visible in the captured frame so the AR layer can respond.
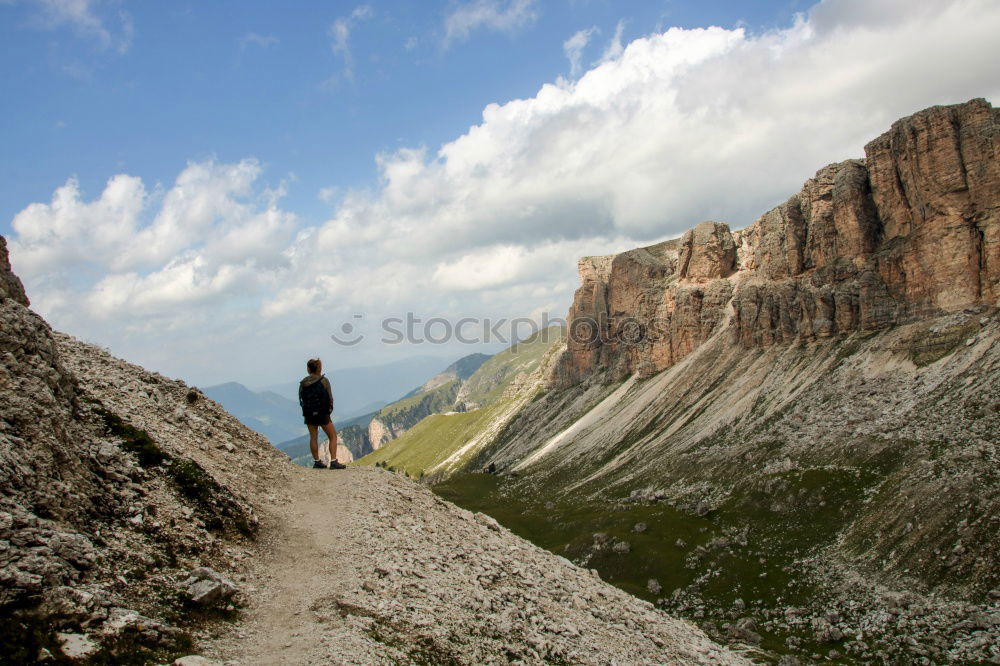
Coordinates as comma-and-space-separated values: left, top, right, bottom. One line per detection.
563, 27, 597, 77
10, 159, 297, 324
8, 0, 1000, 384
268, 0, 1000, 334
444, 0, 537, 45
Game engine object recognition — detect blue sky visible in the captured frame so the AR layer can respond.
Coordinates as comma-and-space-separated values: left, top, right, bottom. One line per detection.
2, 0, 998, 387
1, 1, 806, 233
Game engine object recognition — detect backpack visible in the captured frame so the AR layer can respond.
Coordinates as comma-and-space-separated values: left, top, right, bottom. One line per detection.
301, 377, 331, 417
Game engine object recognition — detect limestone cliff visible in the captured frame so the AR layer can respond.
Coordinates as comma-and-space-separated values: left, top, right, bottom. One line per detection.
553, 99, 999, 387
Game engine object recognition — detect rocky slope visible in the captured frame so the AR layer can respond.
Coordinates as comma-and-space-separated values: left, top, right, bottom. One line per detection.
0, 236, 292, 662
204, 468, 746, 665
408, 100, 1000, 663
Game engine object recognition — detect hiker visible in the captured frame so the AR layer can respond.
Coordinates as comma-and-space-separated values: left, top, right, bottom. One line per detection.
299, 358, 346, 469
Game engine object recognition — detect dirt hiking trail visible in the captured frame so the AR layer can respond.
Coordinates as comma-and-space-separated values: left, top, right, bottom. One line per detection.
203, 466, 746, 665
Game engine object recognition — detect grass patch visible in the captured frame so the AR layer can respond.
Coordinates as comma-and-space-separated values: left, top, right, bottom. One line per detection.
86, 629, 195, 666
0, 615, 60, 665
93, 405, 167, 468
357, 401, 511, 477
169, 459, 256, 537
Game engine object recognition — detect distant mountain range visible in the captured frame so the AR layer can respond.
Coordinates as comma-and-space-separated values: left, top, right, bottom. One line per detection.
200, 382, 302, 444
203, 354, 490, 449
259, 355, 461, 419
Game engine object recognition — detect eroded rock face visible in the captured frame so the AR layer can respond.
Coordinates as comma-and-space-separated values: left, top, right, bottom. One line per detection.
367, 417, 394, 450
553, 99, 1000, 388
0, 235, 28, 306
678, 221, 737, 281
867, 98, 1000, 310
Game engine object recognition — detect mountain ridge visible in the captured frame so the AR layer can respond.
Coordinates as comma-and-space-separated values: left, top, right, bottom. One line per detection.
553, 98, 999, 389
200, 381, 302, 444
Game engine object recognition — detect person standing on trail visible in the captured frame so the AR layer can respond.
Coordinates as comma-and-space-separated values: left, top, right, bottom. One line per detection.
299, 358, 346, 469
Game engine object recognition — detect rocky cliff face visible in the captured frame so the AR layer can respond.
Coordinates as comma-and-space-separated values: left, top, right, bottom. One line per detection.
553, 99, 999, 387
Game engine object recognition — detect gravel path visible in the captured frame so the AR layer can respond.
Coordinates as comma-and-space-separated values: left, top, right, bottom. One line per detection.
205, 467, 747, 665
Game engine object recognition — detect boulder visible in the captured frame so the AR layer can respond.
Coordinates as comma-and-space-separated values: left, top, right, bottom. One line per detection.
182, 567, 239, 606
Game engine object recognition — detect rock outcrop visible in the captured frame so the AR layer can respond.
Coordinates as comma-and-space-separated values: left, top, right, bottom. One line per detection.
553, 99, 1000, 387
0, 235, 28, 306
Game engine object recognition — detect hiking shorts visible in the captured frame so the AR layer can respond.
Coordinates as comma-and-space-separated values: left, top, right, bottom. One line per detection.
304, 412, 332, 426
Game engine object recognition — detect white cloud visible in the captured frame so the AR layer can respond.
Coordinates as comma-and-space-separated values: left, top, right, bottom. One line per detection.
10, 159, 297, 324
8, 0, 1000, 386
444, 0, 537, 45
240, 32, 279, 50
273, 0, 1000, 325
329, 5, 373, 83
599, 19, 625, 63
318, 186, 340, 204
32, 0, 133, 54
563, 27, 597, 77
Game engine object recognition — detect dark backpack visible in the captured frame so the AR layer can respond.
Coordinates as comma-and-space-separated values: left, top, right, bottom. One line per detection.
301, 377, 331, 417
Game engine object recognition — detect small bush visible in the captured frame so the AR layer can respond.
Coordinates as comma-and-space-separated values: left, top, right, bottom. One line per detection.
94, 405, 169, 467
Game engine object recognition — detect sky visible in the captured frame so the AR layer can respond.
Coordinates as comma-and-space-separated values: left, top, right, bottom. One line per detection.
2, 0, 999, 388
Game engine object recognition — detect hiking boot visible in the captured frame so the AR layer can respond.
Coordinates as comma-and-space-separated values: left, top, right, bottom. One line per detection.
328, 459, 347, 470
313, 460, 327, 469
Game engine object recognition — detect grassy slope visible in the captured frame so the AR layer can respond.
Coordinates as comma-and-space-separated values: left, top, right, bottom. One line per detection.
356, 400, 511, 478
375, 379, 459, 422
355, 328, 563, 476
459, 328, 560, 405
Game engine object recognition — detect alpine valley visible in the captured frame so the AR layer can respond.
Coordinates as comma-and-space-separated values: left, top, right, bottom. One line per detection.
357, 99, 1000, 664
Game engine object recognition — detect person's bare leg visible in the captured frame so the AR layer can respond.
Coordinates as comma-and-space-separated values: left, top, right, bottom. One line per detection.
308, 424, 320, 461
321, 422, 338, 461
